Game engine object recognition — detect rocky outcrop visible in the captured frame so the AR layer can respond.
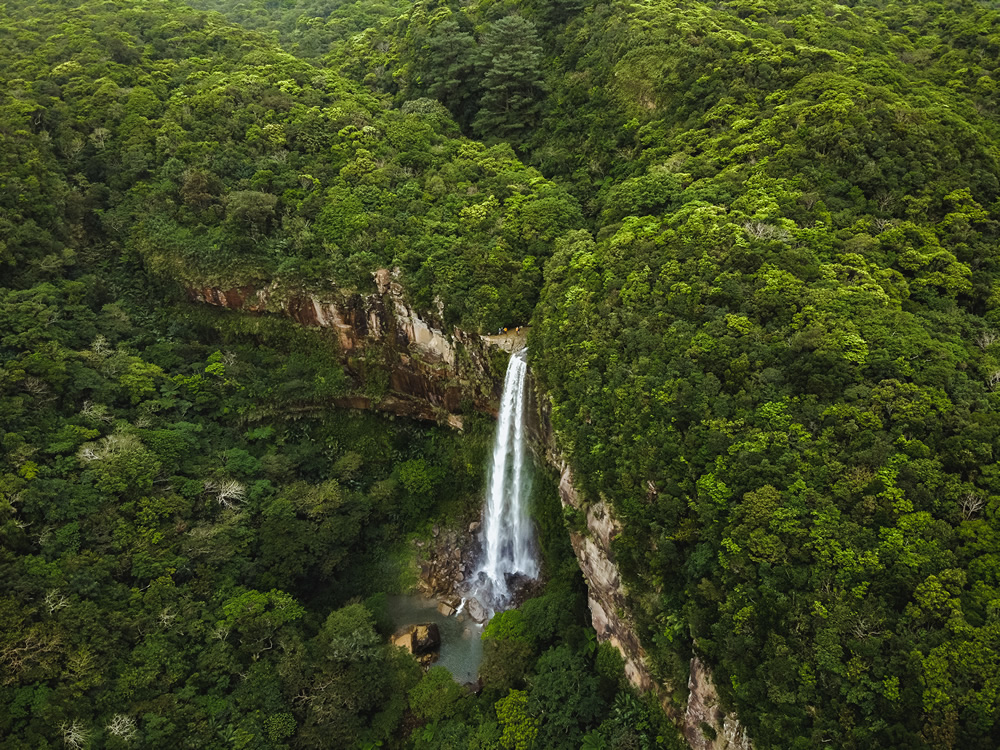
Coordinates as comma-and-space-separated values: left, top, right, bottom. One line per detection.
191, 272, 749, 748
685, 656, 752, 750
555, 463, 662, 696
553, 461, 751, 749
392, 623, 441, 667
412, 623, 442, 654
529, 381, 751, 749
414, 523, 480, 599
187, 269, 504, 427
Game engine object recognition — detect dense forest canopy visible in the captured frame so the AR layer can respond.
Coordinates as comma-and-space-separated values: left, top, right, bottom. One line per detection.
0, 0, 667, 748
3, 0, 1000, 747
1, 0, 582, 331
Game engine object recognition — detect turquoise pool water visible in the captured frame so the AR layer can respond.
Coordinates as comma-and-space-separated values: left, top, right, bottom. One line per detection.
387, 594, 484, 684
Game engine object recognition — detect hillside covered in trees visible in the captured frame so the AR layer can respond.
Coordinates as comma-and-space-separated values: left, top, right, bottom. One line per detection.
3, 0, 1000, 748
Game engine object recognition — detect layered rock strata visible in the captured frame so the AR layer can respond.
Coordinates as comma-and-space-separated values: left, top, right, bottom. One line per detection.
188, 269, 502, 427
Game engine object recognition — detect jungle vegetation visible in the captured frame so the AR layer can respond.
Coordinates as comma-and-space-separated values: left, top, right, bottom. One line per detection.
3, 0, 1000, 747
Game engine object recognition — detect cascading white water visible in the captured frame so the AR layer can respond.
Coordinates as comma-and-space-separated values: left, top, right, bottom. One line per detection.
473, 347, 538, 612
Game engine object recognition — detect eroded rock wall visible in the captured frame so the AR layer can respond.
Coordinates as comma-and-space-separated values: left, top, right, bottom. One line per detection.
557, 464, 658, 695
529, 381, 751, 750
685, 656, 752, 750
188, 270, 502, 426
554, 461, 751, 749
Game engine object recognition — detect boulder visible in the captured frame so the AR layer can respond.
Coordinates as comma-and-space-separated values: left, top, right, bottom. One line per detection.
466, 597, 488, 624
437, 601, 456, 617
412, 623, 441, 654
468, 521, 481, 535
392, 631, 414, 653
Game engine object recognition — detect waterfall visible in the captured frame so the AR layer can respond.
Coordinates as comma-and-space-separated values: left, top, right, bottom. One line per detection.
473, 347, 538, 613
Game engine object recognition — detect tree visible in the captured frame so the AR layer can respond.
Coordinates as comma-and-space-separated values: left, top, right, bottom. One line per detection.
495, 689, 538, 750
220, 589, 304, 657
408, 666, 467, 721
473, 16, 546, 144
411, 18, 479, 129
527, 645, 606, 749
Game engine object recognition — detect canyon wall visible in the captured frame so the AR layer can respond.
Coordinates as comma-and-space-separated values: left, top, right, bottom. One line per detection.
188, 276, 749, 749
554, 459, 750, 750
188, 269, 503, 428
528, 385, 751, 750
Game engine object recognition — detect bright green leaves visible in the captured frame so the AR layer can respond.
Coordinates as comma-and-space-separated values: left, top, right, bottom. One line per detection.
408, 666, 466, 722
221, 588, 305, 656
495, 689, 538, 750
601, 169, 685, 224
878, 222, 973, 299
696, 471, 731, 508
120, 359, 165, 405
315, 186, 369, 248
869, 379, 952, 431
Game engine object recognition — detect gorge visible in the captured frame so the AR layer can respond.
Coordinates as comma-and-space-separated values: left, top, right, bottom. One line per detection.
5, 0, 1000, 746
189, 276, 745, 746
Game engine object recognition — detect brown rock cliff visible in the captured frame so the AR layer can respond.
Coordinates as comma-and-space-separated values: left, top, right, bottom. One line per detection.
190, 276, 750, 748
187, 270, 504, 426
529, 380, 751, 750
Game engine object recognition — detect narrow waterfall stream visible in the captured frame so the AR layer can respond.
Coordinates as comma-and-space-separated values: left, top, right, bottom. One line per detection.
470, 347, 538, 616
390, 348, 537, 680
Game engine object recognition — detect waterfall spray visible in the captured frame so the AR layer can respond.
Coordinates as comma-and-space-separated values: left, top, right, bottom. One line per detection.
473, 347, 538, 613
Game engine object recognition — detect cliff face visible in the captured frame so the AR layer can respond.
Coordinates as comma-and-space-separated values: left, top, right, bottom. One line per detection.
188, 278, 748, 748
554, 460, 750, 750
188, 269, 502, 427
528, 385, 751, 750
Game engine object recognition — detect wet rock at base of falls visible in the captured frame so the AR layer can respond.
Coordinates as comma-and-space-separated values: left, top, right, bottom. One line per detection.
465, 597, 488, 623
391, 630, 414, 652
437, 601, 456, 617
412, 623, 441, 654
507, 574, 546, 609
391, 623, 441, 657
468, 521, 481, 535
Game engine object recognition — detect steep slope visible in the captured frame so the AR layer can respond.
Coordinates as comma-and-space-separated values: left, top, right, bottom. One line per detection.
0, 0, 582, 333
6, 0, 1000, 747
327, 0, 1000, 746
0, 2, 617, 748
529, 3, 1000, 749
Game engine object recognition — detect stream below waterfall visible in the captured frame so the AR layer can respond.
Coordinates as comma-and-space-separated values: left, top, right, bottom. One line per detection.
392, 348, 538, 683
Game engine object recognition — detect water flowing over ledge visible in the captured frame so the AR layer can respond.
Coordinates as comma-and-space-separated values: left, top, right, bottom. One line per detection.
470, 348, 538, 615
